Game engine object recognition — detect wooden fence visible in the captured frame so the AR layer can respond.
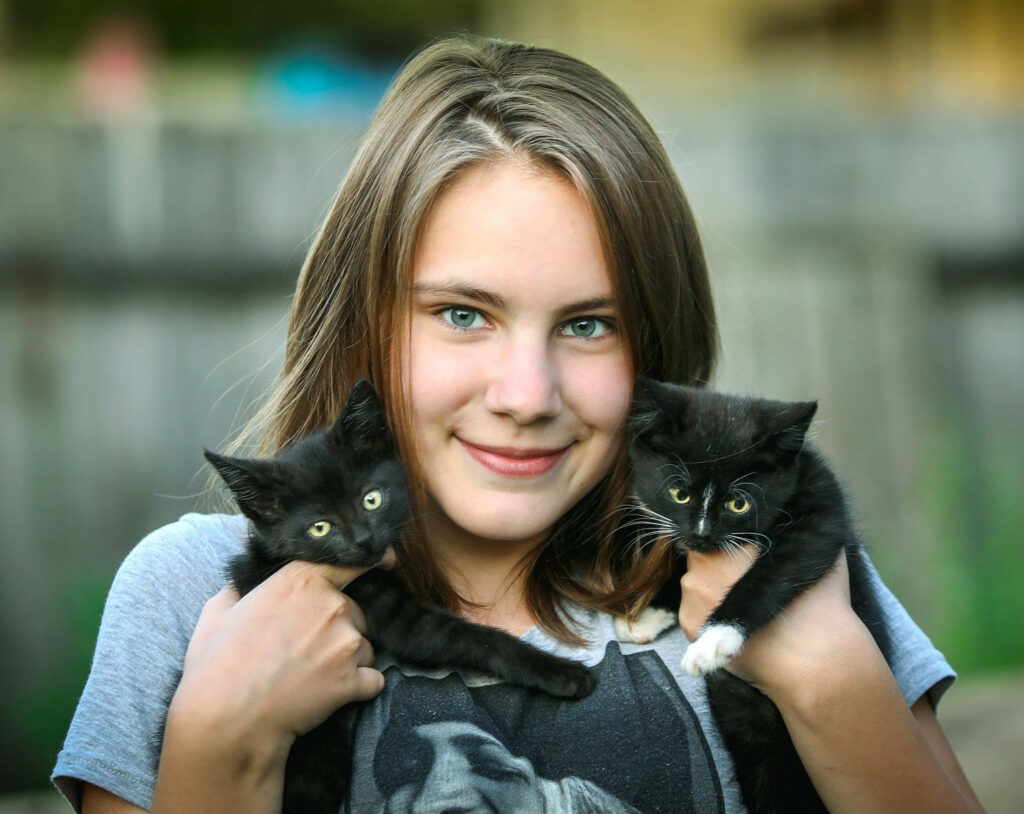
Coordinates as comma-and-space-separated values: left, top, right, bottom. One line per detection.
1, 109, 1021, 795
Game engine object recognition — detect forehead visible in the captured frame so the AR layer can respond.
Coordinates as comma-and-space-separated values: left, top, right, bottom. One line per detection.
413, 161, 614, 306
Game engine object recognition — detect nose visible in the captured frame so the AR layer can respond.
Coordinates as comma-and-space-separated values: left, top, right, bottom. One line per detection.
484, 333, 562, 424
691, 524, 711, 542
410, 752, 485, 814
352, 523, 374, 549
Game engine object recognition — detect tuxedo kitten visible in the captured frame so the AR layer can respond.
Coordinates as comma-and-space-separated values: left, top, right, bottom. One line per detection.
619, 377, 891, 814
200, 380, 595, 814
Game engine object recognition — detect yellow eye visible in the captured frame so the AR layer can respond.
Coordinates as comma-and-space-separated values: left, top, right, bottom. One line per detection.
726, 496, 751, 514
362, 489, 383, 511
668, 487, 691, 504
307, 520, 332, 538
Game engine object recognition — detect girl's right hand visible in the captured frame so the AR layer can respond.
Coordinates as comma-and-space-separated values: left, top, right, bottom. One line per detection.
168, 559, 386, 751
149, 559, 389, 813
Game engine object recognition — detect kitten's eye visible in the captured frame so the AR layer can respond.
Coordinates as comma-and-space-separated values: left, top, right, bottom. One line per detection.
668, 487, 691, 504
307, 520, 332, 538
726, 496, 751, 514
362, 489, 384, 511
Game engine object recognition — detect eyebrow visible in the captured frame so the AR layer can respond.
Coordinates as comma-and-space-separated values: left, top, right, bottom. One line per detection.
412, 281, 508, 312
412, 280, 617, 320
553, 296, 617, 322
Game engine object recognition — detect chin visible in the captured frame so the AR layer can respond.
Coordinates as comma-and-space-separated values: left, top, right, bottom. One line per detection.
446, 499, 563, 545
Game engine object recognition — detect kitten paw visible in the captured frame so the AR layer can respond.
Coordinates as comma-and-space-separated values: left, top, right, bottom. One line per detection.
539, 661, 597, 700
614, 608, 678, 644
681, 624, 745, 676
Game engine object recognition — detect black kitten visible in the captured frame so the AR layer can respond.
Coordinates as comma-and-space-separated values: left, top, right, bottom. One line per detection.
621, 377, 890, 814
203, 380, 595, 814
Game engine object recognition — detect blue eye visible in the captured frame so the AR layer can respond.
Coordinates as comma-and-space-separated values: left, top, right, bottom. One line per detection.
441, 306, 485, 329
560, 317, 611, 339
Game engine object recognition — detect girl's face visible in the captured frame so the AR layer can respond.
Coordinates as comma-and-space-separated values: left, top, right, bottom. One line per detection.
407, 161, 632, 553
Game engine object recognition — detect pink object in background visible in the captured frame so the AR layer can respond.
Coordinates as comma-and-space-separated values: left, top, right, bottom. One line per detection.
75, 14, 156, 117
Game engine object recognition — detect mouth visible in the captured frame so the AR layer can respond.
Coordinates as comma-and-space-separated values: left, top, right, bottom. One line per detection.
457, 438, 571, 478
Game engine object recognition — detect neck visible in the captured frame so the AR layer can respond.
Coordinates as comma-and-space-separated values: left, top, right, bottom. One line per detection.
420, 507, 543, 636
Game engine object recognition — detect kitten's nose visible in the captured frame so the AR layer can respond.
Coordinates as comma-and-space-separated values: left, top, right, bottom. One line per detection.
352, 524, 374, 549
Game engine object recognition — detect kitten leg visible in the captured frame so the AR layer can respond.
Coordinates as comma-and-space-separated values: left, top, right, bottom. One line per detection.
614, 607, 678, 644
347, 571, 596, 699
681, 623, 745, 676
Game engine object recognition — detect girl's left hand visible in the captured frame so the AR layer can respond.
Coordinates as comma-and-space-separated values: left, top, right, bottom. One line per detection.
679, 547, 985, 813
678, 546, 859, 698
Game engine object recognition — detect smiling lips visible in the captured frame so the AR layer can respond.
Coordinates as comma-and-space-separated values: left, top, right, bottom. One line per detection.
457, 438, 570, 477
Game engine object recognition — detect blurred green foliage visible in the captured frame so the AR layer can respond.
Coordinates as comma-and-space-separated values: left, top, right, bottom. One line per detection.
2, 571, 109, 795
924, 415, 1024, 674
5, 0, 483, 59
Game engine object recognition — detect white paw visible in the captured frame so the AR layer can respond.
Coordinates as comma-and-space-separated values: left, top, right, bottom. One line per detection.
681, 624, 745, 676
614, 608, 678, 644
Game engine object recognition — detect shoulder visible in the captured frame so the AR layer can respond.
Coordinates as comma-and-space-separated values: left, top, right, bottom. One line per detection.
105, 513, 247, 638
120, 512, 245, 584
51, 514, 248, 811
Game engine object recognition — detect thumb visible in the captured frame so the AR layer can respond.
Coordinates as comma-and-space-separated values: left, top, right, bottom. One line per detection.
312, 547, 397, 590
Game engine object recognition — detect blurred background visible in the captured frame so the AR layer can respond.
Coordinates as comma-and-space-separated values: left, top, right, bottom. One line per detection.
1, 0, 1022, 811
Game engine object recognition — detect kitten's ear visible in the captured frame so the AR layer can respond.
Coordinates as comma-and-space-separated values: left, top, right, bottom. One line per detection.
631, 376, 690, 439
204, 450, 284, 523
761, 400, 818, 460
631, 376, 665, 434
330, 379, 395, 457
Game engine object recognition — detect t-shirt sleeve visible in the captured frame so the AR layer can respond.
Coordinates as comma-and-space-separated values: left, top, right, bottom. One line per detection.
51, 514, 241, 812
864, 553, 956, 709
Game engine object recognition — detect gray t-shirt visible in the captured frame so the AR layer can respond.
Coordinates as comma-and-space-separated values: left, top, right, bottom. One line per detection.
52, 512, 954, 813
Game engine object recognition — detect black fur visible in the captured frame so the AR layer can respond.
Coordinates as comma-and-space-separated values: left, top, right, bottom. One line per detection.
194, 380, 595, 814
628, 377, 891, 814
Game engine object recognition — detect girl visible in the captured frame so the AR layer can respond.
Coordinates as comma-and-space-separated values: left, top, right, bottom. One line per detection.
54, 35, 981, 813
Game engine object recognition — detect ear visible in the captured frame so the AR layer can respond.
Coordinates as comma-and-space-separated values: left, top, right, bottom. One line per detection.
329, 379, 395, 457
204, 450, 284, 522
760, 400, 818, 460
630, 376, 664, 434
630, 376, 692, 440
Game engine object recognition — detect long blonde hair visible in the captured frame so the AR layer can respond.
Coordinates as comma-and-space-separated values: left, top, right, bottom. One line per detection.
237, 35, 717, 641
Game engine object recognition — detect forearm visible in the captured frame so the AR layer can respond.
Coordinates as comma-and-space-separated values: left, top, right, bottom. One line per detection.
151, 692, 290, 814
766, 621, 981, 814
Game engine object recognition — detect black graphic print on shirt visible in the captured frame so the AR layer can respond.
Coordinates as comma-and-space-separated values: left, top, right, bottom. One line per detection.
345, 642, 725, 814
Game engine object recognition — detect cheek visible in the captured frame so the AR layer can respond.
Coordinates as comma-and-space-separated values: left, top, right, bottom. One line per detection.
565, 353, 633, 440
406, 322, 474, 430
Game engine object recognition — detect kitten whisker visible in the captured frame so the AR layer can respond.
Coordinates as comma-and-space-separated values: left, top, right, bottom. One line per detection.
729, 473, 765, 496
731, 483, 764, 504
721, 537, 759, 565
656, 460, 690, 487
726, 532, 773, 555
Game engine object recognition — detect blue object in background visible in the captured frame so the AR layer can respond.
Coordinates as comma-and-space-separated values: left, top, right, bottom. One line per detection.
252, 42, 396, 119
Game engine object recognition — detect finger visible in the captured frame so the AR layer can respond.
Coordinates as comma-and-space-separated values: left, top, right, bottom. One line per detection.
310, 545, 397, 590
313, 565, 378, 589
203, 585, 241, 613
345, 596, 370, 637
349, 667, 386, 702
686, 545, 758, 580
352, 633, 376, 667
